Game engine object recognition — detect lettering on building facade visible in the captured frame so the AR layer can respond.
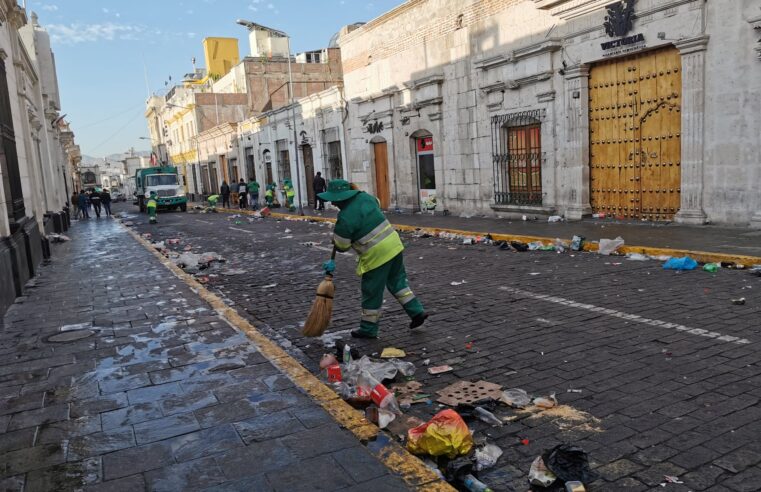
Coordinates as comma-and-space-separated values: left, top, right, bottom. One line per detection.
366, 121, 384, 134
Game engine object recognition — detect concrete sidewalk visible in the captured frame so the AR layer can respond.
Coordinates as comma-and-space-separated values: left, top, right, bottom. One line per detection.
226, 204, 761, 261
0, 217, 415, 491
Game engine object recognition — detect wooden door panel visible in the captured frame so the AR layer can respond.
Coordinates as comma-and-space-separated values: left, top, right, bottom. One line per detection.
589, 47, 681, 220
373, 143, 390, 209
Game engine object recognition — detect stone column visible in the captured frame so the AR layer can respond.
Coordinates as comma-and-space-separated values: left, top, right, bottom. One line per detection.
674, 36, 709, 225
563, 65, 592, 220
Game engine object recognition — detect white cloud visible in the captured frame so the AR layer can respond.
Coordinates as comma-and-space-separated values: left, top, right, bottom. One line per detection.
186, 9, 194, 15
248, 5, 258, 12
267, 2, 274, 8
102, 7, 109, 13
41, 4, 58, 11
46, 22, 145, 44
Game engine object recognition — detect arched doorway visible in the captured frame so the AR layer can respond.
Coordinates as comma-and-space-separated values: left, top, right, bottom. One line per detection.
371, 137, 390, 209
410, 130, 436, 212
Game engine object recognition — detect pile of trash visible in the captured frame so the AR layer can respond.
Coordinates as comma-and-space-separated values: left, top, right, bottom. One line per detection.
171, 251, 225, 273
320, 340, 595, 491
47, 233, 71, 243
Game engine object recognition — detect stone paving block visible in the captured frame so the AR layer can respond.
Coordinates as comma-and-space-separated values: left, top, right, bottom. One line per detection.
126, 381, 184, 405
167, 424, 244, 462
98, 372, 153, 394
288, 405, 333, 429
144, 456, 226, 491
160, 390, 218, 416
101, 441, 175, 481
35, 415, 102, 444
0, 391, 44, 416
24, 458, 101, 492
0, 427, 36, 454
133, 412, 201, 445
279, 424, 360, 460
264, 454, 357, 491
332, 446, 392, 484
0, 475, 25, 491
100, 401, 164, 430
7, 403, 70, 431
232, 410, 305, 444
66, 427, 136, 461
340, 474, 413, 492
0, 443, 66, 477
214, 439, 298, 481
83, 474, 146, 492
200, 474, 271, 491
69, 392, 128, 418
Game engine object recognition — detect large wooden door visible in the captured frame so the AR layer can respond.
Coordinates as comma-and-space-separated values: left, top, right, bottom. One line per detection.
302, 145, 315, 207
589, 47, 681, 221
373, 142, 390, 209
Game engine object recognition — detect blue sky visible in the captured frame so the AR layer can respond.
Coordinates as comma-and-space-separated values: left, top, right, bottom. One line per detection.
31, 0, 397, 158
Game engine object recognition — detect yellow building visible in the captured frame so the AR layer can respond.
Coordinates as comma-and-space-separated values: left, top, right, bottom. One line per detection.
202, 37, 239, 81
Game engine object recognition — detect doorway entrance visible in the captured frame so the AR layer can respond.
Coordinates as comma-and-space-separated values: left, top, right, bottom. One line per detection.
589, 46, 682, 220
373, 141, 390, 209
415, 136, 436, 212
302, 145, 315, 207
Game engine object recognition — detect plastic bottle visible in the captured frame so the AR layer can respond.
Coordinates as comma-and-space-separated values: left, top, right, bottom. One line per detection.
343, 343, 352, 364
462, 474, 493, 492
473, 407, 503, 426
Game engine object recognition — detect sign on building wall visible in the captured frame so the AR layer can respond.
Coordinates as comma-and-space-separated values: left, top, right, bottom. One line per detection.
600, 0, 646, 57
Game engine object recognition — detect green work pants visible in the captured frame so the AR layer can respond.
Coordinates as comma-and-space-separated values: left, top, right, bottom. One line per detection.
358, 252, 424, 337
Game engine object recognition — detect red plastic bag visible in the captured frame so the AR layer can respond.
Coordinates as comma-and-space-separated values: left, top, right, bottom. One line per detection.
406, 409, 473, 458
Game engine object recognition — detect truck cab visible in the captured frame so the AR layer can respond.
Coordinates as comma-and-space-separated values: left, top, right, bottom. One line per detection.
134, 166, 188, 212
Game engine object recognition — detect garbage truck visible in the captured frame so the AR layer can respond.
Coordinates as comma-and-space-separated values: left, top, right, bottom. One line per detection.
134, 166, 187, 212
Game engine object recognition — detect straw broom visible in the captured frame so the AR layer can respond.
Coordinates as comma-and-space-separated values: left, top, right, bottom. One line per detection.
302, 248, 336, 337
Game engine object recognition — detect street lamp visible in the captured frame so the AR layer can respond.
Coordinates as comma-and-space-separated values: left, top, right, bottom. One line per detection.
236, 19, 304, 216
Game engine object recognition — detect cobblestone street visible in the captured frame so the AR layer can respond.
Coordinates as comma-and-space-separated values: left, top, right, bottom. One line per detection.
128, 204, 761, 491
0, 215, 412, 491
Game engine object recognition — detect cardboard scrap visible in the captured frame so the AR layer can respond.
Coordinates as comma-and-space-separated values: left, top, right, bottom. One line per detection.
390, 381, 423, 406
428, 365, 453, 375
436, 380, 503, 407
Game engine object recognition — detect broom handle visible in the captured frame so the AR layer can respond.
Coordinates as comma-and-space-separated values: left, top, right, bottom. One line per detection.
328, 247, 336, 277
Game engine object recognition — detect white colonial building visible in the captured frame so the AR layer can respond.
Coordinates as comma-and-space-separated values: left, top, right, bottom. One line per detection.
338, 0, 761, 226
1, 3, 78, 315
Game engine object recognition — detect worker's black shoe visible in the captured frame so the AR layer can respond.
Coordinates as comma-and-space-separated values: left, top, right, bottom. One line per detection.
409, 312, 429, 329
351, 329, 377, 339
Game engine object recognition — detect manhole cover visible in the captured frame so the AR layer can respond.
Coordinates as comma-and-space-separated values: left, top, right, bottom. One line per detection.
47, 330, 94, 343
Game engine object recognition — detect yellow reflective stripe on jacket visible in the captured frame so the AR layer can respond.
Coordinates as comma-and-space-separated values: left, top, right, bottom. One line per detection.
333, 233, 352, 251
352, 220, 394, 254
355, 229, 404, 276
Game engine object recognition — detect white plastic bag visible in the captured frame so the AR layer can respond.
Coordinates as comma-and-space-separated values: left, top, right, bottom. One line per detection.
529, 456, 557, 487
475, 444, 503, 471
598, 236, 624, 255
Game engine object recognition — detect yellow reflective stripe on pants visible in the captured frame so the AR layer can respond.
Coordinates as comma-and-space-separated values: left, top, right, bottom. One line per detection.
361, 308, 381, 323
393, 287, 416, 306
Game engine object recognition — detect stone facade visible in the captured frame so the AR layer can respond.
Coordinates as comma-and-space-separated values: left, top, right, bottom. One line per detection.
338, 0, 761, 225
236, 86, 348, 207
0, 3, 77, 317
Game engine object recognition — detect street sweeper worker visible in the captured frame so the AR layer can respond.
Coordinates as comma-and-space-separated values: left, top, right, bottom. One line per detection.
318, 179, 428, 339
147, 191, 158, 224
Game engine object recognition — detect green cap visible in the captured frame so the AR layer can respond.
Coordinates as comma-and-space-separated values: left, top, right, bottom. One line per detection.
318, 179, 359, 202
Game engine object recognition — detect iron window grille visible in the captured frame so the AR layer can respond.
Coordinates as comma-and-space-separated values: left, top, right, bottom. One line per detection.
491, 110, 544, 206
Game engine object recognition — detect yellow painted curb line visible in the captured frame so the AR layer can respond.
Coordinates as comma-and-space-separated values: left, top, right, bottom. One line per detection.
121, 223, 452, 491
217, 207, 761, 267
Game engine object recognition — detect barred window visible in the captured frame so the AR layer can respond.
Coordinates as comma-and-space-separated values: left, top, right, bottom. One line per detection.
492, 110, 543, 206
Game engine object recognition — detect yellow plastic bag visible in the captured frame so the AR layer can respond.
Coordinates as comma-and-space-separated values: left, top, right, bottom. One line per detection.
406, 409, 473, 458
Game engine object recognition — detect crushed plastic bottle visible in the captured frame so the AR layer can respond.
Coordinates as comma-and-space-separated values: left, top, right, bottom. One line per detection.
474, 406, 503, 426
462, 474, 493, 492
343, 343, 353, 364
475, 443, 503, 470
703, 263, 719, 273
570, 235, 584, 251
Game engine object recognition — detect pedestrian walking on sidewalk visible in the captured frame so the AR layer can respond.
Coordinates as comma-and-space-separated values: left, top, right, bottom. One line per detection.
100, 189, 112, 217
220, 181, 230, 208
247, 178, 260, 210
71, 191, 79, 218
237, 179, 247, 209
318, 180, 428, 339
89, 190, 102, 218
313, 172, 326, 211
77, 190, 89, 219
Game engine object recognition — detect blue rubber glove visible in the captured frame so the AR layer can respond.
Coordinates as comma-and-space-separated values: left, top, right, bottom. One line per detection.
322, 259, 336, 274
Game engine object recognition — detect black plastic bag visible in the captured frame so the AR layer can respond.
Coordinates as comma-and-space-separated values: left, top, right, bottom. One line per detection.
542, 444, 597, 484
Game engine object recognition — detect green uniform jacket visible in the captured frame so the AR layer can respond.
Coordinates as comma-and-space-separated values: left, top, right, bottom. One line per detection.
332, 192, 404, 276
247, 182, 260, 194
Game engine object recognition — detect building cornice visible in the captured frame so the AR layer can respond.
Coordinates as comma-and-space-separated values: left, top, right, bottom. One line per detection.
475, 39, 562, 71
